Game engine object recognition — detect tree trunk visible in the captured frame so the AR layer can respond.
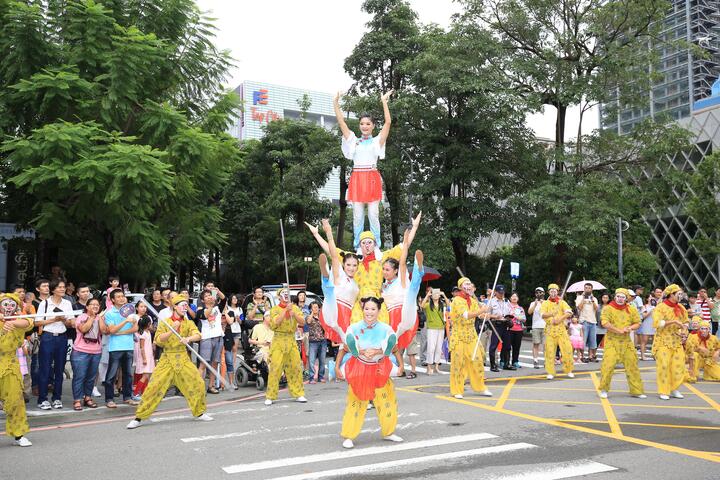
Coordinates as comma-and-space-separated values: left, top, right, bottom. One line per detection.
178, 264, 187, 291
207, 249, 214, 281
188, 262, 194, 294
214, 247, 220, 283
103, 230, 119, 278
451, 236, 467, 277
337, 163, 348, 248
551, 243, 568, 284
555, 103, 567, 172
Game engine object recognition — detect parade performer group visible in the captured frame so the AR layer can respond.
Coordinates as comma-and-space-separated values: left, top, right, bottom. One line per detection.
314, 216, 423, 448
652, 284, 690, 400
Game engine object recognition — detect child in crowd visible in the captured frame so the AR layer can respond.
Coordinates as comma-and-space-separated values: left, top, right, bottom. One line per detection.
105, 276, 120, 311
132, 308, 155, 401
569, 315, 584, 363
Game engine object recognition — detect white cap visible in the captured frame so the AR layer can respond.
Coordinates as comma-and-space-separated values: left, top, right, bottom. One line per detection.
627, 289, 636, 297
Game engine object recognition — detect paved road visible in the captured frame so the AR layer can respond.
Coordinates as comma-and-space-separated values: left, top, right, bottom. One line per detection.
3, 339, 719, 479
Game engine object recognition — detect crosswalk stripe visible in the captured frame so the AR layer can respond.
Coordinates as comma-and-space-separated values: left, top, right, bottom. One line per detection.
486, 460, 617, 479
221, 432, 499, 474
256, 443, 537, 479
270, 419, 449, 444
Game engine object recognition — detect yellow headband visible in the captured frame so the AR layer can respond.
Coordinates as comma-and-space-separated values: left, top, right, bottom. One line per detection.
457, 277, 471, 289
359, 231, 376, 243
548, 283, 559, 291
0, 293, 22, 310
664, 284, 681, 296
615, 288, 629, 297
691, 315, 702, 324
699, 320, 711, 329
171, 294, 189, 306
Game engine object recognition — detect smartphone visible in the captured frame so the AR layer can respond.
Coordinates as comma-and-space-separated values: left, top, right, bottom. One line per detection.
432, 288, 440, 296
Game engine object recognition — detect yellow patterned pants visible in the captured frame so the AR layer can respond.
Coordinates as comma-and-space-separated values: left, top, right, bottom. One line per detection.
341, 379, 397, 440
599, 339, 644, 395
266, 336, 305, 401
135, 352, 207, 420
689, 354, 720, 382
654, 345, 686, 395
0, 370, 28, 438
449, 341, 486, 396
544, 333, 574, 375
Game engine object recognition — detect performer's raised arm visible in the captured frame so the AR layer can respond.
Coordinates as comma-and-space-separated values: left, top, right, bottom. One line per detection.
378, 90, 393, 147
322, 219, 342, 285
334, 91, 352, 140
406, 211, 422, 250
305, 221, 331, 257
399, 229, 410, 290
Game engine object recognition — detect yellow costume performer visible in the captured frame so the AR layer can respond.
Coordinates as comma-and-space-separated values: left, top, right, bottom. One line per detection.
598, 289, 645, 397
652, 284, 689, 399
344, 231, 401, 325
540, 284, 575, 379
128, 295, 211, 428
685, 321, 720, 382
449, 277, 492, 399
265, 288, 306, 405
0, 293, 33, 446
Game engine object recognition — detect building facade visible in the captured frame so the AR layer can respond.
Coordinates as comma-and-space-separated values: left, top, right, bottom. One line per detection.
230, 80, 341, 201
601, 0, 720, 134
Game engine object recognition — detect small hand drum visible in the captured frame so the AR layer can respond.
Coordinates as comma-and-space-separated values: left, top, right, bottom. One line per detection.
119, 303, 136, 318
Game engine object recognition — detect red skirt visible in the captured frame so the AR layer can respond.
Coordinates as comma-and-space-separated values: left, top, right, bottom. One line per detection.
319, 303, 352, 344
345, 356, 393, 401
389, 307, 418, 350
347, 169, 383, 203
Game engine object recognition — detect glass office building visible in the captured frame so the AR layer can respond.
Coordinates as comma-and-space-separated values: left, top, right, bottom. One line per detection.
601, 0, 720, 134
229, 80, 341, 201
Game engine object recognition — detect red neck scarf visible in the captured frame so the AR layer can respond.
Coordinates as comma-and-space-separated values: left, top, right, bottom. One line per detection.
459, 291, 472, 307
609, 301, 628, 311
663, 299, 684, 317
171, 312, 184, 323
362, 251, 376, 270
548, 296, 560, 303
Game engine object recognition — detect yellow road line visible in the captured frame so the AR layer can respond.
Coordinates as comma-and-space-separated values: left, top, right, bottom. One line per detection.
495, 378, 516, 409
462, 396, 715, 410
557, 419, 720, 431
437, 394, 720, 464
684, 383, 720, 414
590, 372, 622, 435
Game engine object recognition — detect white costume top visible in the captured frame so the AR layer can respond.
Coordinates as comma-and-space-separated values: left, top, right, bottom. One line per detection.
341, 133, 385, 168
334, 268, 360, 310
382, 275, 406, 313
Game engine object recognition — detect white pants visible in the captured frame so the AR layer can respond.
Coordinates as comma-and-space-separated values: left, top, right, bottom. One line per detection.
352, 201, 381, 249
426, 328, 445, 364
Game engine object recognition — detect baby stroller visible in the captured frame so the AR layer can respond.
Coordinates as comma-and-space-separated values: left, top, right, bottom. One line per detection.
235, 334, 277, 390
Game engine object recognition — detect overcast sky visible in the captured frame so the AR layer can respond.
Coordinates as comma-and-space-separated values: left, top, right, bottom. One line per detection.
195, 0, 598, 140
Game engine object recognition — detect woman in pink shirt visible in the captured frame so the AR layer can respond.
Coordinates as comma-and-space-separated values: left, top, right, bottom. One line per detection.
508, 293, 527, 369
70, 298, 103, 410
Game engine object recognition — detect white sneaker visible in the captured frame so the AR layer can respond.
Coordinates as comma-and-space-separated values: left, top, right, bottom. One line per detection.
670, 390, 684, 399
567, 372, 575, 378
366, 402, 374, 410
383, 434, 404, 442
38, 401, 51, 410
51, 400, 63, 409
599, 391, 608, 399
92, 387, 102, 397
546, 374, 554, 380
126, 419, 141, 429
264, 399, 272, 406
453, 394, 464, 399
195, 413, 214, 422
480, 390, 493, 397
659, 394, 670, 400
13, 437, 32, 447
296, 396, 308, 403
632, 394, 647, 399
342, 438, 354, 449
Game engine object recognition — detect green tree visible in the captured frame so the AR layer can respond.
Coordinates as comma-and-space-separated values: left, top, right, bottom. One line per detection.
0, 0, 239, 286
220, 118, 342, 292
681, 152, 720, 256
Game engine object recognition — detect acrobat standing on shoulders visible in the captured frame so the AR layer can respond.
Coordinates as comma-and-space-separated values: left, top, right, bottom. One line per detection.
334, 90, 393, 251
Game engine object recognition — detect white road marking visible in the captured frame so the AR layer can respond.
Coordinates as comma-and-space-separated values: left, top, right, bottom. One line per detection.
486, 460, 617, 479
221, 432, 499, 474
181, 413, 421, 443
270, 419, 449, 444
255, 443, 537, 479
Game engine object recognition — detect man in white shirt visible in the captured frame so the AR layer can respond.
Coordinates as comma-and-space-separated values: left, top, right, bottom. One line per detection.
35, 279, 76, 410
575, 283, 599, 362
197, 290, 224, 394
487, 286, 511, 372
527, 287, 546, 368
